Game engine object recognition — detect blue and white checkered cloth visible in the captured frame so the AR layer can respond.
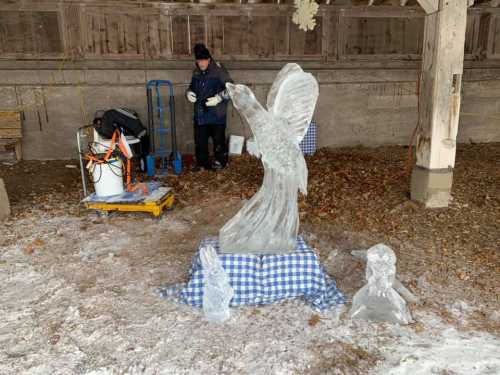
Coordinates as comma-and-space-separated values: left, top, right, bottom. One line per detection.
299, 121, 317, 156
159, 236, 345, 311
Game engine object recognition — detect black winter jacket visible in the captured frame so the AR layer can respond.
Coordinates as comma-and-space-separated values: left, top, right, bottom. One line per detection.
188, 60, 233, 126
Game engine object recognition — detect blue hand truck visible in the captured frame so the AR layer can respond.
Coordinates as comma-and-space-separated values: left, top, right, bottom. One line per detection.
146, 80, 182, 176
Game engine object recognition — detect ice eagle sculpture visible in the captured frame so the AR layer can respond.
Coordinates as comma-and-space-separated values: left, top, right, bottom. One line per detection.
219, 63, 319, 254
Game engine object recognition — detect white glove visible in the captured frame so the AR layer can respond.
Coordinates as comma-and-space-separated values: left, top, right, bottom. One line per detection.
187, 91, 197, 103
206, 95, 222, 107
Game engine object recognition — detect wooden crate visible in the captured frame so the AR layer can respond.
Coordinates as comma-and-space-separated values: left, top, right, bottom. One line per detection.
0, 111, 22, 160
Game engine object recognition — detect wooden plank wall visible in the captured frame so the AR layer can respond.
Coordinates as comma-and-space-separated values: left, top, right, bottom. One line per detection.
1, 3, 500, 62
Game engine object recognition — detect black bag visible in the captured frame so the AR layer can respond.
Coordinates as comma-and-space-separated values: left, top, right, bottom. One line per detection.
93, 108, 146, 139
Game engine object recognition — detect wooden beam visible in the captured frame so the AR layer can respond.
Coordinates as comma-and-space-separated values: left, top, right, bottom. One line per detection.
411, 0, 469, 207
416, 0, 468, 170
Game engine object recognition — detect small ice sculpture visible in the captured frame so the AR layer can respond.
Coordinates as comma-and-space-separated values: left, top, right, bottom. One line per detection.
219, 63, 319, 254
349, 244, 412, 325
200, 244, 234, 323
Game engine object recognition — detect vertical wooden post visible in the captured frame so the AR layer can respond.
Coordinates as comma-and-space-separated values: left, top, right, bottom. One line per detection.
411, 0, 469, 207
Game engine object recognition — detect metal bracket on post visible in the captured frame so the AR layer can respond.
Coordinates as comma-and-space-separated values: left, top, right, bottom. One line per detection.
416, 0, 438, 14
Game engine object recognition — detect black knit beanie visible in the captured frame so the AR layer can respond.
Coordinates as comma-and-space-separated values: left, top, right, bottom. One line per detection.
194, 43, 211, 60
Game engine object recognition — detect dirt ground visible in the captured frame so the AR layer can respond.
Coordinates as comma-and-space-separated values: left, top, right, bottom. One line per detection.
0, 143, 499, 375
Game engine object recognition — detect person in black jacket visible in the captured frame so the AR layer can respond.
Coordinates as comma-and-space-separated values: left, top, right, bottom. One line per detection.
186, 43, 233, 171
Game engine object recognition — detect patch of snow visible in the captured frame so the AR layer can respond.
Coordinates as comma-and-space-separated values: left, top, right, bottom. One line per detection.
374, 323, 500, 375
1, 212, 499, 375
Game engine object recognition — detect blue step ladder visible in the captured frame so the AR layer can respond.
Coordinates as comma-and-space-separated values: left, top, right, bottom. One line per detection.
146, 80, 182, 176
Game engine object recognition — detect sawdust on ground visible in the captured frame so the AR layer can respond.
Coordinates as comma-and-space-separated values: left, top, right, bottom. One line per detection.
0, 143, 499, 374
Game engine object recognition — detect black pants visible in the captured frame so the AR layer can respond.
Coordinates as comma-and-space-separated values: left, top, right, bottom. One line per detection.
194, 124, 227, 168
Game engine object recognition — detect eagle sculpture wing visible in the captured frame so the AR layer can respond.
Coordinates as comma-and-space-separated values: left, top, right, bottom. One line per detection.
267, 63, 319, 145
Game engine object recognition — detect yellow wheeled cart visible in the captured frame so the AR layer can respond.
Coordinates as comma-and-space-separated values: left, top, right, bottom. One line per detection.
84, 187, 174, 218
77, 125, 175, 218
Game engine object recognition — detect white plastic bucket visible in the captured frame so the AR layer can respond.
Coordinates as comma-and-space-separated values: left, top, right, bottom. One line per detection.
229, 135, 244, 155
91, 158, 124, 197
92, 129, 139, 154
